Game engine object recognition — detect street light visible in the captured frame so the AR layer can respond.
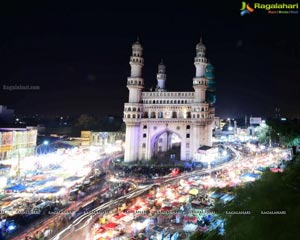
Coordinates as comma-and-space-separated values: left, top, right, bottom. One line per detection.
35, 140, 50, 155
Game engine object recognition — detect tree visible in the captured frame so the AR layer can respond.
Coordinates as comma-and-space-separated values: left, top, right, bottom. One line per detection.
189, 231, 204, 240
120, 122, 126, 133
267, 119, 300, 147
255, 122, 270, 144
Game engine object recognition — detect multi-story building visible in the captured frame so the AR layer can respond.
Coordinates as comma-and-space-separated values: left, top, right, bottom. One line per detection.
0, 127, 37, 161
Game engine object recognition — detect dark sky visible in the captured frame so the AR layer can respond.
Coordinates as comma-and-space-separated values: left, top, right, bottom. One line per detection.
0, 1, 299, 118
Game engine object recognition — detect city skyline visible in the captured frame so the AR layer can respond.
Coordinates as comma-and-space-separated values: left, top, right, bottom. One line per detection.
0, 1, 299, 118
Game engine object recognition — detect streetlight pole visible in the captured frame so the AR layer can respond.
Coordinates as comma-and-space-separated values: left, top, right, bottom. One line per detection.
16, 150, 21, 181
35, 140, 49, 156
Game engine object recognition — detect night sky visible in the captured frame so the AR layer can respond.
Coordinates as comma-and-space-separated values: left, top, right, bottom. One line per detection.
0, 1, 299, 118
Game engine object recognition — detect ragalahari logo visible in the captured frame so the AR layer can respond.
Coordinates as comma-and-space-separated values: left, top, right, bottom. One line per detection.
240, 2, 255, 16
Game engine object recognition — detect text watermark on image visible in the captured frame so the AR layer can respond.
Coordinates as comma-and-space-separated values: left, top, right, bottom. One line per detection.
226, 210, 251, 215
261, 210, 287, 215
3, 85, 40, 91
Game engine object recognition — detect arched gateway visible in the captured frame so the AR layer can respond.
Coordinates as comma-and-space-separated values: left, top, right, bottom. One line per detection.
151, 129, 182, 161
123, 38, 216, 162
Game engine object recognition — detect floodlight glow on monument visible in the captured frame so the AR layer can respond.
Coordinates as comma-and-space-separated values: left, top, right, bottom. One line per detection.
123, 38, 216, 162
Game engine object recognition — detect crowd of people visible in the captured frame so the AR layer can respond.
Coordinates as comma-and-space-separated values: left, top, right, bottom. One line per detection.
113, 163, 186, 180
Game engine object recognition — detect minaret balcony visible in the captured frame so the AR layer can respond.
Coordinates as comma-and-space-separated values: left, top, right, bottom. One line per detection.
194, 57, 207, 63
123, 118, 142, 125
127, 78, 144, 86
193, 77, 208, 86
130, 57, 144, 65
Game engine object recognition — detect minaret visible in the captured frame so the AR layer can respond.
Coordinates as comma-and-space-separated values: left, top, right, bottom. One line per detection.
191, 38, 214, 153
123, 38, 144, 162
156, 59, 167, 91
193, 38, 208, 103
128, 38, 144, 103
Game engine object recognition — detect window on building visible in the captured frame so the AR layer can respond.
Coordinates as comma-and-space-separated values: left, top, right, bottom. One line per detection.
143, 133, 147, 138
143, 125, 147, 129
186, 125, 190, 129
186, 134, 190, 138
142, 143, 146, 148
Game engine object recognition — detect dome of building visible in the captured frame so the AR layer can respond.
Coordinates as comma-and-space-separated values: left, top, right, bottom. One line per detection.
132, 37, 143, 50
196, 38, 206, 52
158, 59, 166, 69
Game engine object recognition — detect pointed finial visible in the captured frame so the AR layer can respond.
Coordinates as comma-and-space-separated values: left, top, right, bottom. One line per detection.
137, 35, 139, 42
200, 37, 203, 43
160, 58, 164, 64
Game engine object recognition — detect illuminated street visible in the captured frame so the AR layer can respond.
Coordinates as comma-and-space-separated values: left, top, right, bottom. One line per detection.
1, 146, 122, 239
47, 145, 289, 240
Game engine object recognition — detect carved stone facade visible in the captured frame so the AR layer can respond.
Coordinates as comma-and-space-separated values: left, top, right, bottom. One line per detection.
123, 39, 215, 162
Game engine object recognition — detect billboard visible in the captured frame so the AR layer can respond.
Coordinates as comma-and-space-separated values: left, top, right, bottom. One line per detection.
250, 117, 262, 125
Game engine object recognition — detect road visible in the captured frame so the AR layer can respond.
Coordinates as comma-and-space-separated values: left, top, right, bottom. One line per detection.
53, 146, 287, 240
50, 147, 243, 240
